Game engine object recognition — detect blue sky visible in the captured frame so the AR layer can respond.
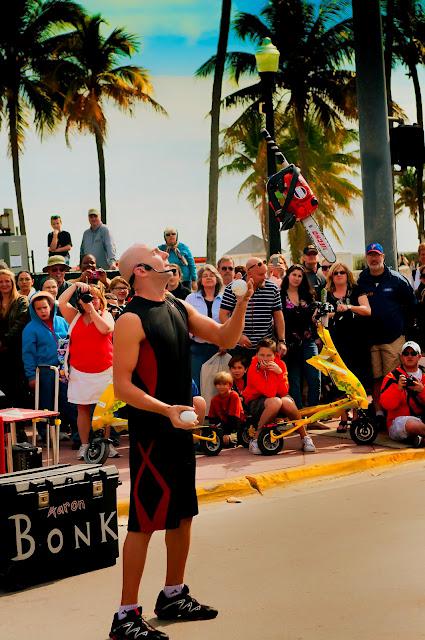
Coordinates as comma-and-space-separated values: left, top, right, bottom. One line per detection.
0, 0, 423, 270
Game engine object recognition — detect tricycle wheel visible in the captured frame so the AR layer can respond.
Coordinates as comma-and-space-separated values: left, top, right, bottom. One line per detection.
350, 415, 378, 446
199, 428, 223, 456
237, 425, 251, 448
84, 437, 110, 464
257, 428, 284, 455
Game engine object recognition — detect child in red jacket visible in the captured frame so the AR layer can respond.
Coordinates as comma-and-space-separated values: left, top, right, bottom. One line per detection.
243, 338, 316, 455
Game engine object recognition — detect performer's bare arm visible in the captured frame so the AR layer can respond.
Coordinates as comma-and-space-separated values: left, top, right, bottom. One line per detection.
183, 279, 253, 348
113, 313, 196, 429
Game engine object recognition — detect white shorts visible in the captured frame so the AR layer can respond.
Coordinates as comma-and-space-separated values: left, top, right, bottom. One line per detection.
67, 366, 112, 405
388, 415, 423, 441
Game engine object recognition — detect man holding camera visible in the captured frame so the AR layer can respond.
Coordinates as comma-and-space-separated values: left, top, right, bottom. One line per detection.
380, 341, 425, 446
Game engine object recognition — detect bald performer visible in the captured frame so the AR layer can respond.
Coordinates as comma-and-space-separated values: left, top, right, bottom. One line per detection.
219, 256, 287, 364
109, 244, 253, 640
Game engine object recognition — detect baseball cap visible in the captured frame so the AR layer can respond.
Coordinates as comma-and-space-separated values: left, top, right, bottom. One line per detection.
88, 208, 100, 217
401, 341, 421, 355
303, 244, 318, 255
366, 242, 384, 255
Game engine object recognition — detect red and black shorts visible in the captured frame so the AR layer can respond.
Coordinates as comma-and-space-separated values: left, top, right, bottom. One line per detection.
127, 422, 198, 533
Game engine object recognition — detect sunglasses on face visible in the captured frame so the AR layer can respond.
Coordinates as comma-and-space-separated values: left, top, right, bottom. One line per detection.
220, 266, 234, 272
402, 350, 418, 356
333, 270, 347, 276
321, 265, 330, 271
165, 233, 176, 237
248, 260, 267, 270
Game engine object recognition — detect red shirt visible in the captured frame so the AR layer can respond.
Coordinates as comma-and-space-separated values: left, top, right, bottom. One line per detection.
69, 316, 113, 373
380, 366, 425, 427
209, 390, 242, 423
243, 354, 289, 403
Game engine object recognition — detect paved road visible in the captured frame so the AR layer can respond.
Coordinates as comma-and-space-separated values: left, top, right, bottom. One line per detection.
2, 461, 425, 640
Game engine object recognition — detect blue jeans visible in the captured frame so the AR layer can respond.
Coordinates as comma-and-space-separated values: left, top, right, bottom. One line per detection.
286, 339, 321, 409
190, 341, 219, 390
37, 368, 78, 439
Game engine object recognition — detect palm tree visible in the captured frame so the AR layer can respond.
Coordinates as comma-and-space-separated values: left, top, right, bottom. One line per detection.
207, 0, 232, 265
0, 0, 84, 236
220, 109, 361, 261
52, 14, 167, 223
395, 167, 425, 241
197, 0, 357, 178
390, 0, 425, 240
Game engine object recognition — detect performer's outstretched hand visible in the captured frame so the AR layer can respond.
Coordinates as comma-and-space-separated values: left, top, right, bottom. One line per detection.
166, 405, 199, 430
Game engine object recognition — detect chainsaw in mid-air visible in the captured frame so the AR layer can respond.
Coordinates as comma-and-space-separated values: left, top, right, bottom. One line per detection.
261, 128, 336, 263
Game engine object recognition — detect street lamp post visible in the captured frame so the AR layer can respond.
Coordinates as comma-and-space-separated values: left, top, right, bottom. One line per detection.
255, 37, 281, 257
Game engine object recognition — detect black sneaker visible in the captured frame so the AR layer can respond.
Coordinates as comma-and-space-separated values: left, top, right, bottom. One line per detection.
109, 608, 169, 639
154, 585, 218, 621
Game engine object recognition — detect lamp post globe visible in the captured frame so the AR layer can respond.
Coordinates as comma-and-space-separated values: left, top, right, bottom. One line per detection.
255, 37, 280, 73
255, 38, 281, 256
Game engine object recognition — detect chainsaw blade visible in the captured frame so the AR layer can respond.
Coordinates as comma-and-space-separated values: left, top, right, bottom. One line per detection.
302, 216, 336, 263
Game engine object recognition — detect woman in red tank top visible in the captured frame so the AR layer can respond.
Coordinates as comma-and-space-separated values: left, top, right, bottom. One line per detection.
59, 282, 114, 460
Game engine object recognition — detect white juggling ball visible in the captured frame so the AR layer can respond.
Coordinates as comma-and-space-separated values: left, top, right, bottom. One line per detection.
231, 279, 248, 297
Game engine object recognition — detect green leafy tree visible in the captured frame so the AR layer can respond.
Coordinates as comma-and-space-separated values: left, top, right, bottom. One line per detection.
395, 167, 425, 242
391, 0, 425, 240
197, 0, 357, 178
53, 14, 166, 223
220, 110, 361, 261
0, 0, 84, 236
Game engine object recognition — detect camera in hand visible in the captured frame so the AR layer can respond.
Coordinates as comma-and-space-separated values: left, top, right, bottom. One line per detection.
405, 376, 417, 388
77, 290, 94, 304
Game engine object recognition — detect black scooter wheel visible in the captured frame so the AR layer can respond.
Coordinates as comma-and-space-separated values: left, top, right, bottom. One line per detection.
237, 425, 251, 448
350, 418, 378, 446
84, 438, 110, 464
257, 429, 284, 455
199, 428, 223, 456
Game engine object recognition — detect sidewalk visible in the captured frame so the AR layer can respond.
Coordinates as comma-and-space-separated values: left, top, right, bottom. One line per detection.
48, 419, 425, 514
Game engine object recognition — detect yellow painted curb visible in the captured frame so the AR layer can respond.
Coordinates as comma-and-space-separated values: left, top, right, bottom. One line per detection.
117, 448, 425, 517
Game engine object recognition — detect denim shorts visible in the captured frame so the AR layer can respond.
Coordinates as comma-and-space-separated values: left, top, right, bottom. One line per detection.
389, 415, 423, 441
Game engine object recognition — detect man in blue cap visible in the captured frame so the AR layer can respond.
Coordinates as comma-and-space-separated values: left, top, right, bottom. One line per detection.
357, 242, 416, 426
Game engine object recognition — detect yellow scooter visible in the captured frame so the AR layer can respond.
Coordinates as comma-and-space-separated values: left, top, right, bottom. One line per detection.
248, 303, 379, 455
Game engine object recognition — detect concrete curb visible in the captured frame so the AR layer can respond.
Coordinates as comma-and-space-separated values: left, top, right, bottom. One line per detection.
117, 448, 425, 517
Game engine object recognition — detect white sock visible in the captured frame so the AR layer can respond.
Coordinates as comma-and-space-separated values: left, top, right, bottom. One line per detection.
118, 604, 139, 620
164, 584, 184, 598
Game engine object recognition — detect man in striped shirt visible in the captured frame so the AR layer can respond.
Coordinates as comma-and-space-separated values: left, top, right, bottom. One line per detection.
219, 257, 287, 362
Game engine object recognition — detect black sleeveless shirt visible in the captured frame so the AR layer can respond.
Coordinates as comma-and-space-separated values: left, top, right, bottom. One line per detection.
121, 294, 192, 433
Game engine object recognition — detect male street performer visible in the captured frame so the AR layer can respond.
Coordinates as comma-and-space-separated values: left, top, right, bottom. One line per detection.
109, 244, 252, 640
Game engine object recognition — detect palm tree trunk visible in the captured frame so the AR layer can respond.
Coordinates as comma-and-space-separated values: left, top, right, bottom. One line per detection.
7, 100, 26, 237
409, 63, 424, 241
206, 0, 231, 265
383, 0, 394, 117
294, 107, 309, 178
95, 130, 107, 224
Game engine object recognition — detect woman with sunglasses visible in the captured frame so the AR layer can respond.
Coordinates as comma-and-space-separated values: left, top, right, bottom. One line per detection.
280, 264, 321, 409
185, 265, 224, 388
0, 268, 29, 407
59, 282, 116, 459
158, 227, 197, 291
325, 262, 371, 431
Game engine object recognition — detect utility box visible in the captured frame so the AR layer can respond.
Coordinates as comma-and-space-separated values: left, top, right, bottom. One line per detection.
0, 236, 29, 273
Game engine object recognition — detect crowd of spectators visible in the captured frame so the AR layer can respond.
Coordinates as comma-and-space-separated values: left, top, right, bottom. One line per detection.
2, 212, 425, 458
